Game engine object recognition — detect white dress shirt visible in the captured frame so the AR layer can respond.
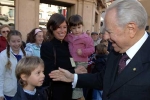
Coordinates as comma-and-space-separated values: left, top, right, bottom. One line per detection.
72, 31, 148, 88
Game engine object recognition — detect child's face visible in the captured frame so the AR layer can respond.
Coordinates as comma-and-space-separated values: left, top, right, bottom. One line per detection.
8, 35, 22, 53
24, 65, 45, 90
70, 24, 83, 36
35, 31, 44, 45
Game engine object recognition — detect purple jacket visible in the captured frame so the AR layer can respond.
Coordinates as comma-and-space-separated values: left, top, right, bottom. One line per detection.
65, 33, 94, 62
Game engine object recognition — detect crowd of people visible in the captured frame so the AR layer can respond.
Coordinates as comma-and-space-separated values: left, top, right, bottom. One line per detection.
0, 0, 150, 100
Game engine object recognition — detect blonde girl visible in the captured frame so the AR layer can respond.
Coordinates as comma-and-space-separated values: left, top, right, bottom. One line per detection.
0, 30, 26, 100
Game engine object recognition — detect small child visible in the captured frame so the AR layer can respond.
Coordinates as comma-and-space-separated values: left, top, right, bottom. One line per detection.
12, 56, 46, 100
25, 28, 44, 57
65, 14, 95, 100
92, 43, 108, 100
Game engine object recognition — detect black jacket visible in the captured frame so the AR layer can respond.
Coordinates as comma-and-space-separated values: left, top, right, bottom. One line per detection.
92, 54, 107, 74
41, 38, 74, 100
12, 84, 46, 100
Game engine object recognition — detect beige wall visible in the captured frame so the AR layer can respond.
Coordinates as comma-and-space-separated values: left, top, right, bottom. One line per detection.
15, 0, 39, 41
67, 0, 102, 33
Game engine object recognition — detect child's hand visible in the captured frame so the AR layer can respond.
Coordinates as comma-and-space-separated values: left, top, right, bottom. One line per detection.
77, 49, 82, 55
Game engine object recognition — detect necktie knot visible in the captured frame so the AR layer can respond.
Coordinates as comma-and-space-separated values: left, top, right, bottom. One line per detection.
118, 53, 129, 73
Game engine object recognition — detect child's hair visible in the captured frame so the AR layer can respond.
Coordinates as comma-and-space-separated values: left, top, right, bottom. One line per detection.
6, 30, 26, 70
68, 14, 83, 27
96, 43, 108, 55
26, 28, 43, 43
15, 56, 44, 87
100, 39, 108, 47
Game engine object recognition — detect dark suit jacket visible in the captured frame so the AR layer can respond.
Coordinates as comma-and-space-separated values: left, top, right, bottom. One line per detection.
77, 35, 150, 100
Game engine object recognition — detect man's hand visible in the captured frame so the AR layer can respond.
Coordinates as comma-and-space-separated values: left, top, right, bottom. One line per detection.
75, 66, 87, 74
77, 49, 82, 55
49, 68, 74, 82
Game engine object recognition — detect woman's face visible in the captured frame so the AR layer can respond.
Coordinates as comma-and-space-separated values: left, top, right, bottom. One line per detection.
53, 21, 67, 41
1, 27, 10, 38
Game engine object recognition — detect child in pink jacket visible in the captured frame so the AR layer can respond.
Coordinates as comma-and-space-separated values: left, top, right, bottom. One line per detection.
65, 14, 94, 100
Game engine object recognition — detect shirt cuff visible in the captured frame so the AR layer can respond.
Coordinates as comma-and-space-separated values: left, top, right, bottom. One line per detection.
72, 74, 78, 88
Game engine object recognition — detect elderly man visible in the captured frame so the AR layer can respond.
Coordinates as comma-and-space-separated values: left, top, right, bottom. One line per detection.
50, 0, 150, 100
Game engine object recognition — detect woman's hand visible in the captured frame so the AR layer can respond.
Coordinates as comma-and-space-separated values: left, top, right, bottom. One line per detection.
0, 97, 4, 100
75, 66, 87, 74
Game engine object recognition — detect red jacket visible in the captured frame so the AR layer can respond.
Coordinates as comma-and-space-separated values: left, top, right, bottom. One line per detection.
0, 36, 7, 52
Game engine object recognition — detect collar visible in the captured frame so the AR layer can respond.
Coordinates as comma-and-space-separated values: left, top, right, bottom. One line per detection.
126, 31, 148, 59
10, 47, 24, 56
23, 88, 36, 95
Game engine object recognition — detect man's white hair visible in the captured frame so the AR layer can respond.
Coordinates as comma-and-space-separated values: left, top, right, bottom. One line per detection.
106, 0, 148, 29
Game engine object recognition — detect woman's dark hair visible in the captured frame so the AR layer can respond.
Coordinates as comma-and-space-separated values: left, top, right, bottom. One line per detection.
26, 28, 42, 43
68, 14, 83, 27
46, 13, 67, 41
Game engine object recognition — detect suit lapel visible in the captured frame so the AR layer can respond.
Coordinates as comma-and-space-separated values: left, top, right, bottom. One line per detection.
108, 36, 150, 95
103, 51, 121, 94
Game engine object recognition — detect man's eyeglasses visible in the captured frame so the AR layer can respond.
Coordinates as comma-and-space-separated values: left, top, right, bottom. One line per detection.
2, 30, 10, 33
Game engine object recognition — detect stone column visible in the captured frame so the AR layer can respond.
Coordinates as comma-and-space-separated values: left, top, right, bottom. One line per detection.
15, 0, 39, 41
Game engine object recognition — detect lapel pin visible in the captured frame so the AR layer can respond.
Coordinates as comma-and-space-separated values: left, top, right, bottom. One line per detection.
133, 68, 136, 72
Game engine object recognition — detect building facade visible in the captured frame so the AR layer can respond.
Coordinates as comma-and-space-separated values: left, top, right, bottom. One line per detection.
0, 0, 149, 41
15, 0, 105, 41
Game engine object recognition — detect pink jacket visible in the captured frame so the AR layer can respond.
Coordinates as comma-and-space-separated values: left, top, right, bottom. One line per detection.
65, 33, 94, 62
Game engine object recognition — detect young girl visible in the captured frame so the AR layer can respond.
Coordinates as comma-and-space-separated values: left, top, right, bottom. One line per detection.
25, 28, 44, 57
65, 14, 94, 100
12, 56, 46, 100
0, 30, 26, 100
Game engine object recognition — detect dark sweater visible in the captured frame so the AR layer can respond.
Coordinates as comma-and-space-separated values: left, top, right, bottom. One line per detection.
92, 54, 108, 73
12, 84, 46, 100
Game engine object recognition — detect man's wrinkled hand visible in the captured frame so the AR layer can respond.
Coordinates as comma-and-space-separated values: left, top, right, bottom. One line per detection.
49, 68, 74, 82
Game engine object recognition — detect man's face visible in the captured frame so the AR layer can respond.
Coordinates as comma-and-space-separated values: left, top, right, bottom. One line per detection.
104, 9, 130, 53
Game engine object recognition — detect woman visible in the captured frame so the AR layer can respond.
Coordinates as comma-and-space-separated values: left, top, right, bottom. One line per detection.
25, 28, 44, 57
0, 25, 10, 52
41, 13, 85, 100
